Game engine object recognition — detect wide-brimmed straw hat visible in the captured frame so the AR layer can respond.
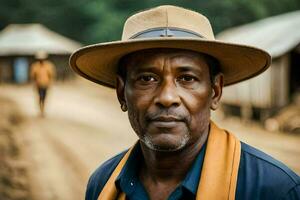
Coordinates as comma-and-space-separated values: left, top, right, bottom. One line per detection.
70, 5, 271, 88
35, 50, 48, 60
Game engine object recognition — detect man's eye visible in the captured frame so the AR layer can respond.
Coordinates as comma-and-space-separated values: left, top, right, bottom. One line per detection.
138, 75, 157, 82
177, 75, 197, 82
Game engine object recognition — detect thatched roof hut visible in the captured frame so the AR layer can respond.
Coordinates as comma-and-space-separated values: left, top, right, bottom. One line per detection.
0, 23, 81, 55
217, 11, 300, 121
0, 24, 81, 83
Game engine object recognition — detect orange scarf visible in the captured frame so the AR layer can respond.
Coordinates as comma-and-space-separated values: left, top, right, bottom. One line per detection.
98, 122, 241, 200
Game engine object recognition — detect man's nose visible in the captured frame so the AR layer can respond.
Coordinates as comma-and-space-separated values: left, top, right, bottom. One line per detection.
154, 79, 181, 108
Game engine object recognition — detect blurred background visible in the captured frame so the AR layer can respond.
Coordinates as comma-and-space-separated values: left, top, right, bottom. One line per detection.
0, 0, 299, 199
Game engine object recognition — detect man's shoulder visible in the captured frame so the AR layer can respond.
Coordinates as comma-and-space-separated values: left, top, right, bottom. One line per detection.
44, 60, 55, 67
240, 142, 299, 183
237, 142, 300, 199
30, 62, 39, 69
85, 150, 127, 200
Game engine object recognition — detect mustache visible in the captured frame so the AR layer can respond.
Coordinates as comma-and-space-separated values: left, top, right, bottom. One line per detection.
145, 109, 189, 123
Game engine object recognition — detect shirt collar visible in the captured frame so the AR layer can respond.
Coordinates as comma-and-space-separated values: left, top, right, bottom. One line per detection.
115, 141, 207, 197
115, 142, 142, 195
181, 142, 206, 194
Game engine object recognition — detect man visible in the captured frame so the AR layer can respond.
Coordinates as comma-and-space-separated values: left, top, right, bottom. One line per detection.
30, 51, 56, 117
70, 5, 300, 200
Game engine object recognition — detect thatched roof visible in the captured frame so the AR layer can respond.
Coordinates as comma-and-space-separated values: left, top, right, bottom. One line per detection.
0, 24, 81, 56
217, 11, 300, 58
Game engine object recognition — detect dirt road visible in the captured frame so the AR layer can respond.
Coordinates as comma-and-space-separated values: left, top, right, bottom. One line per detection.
1, 79, 137, 200
0, 78, 299, 199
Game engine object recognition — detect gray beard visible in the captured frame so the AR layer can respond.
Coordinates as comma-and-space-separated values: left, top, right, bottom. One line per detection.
140, 133, 190, 152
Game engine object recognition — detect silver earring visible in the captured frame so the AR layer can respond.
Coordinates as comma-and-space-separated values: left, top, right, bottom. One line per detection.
121, 103, 127, 112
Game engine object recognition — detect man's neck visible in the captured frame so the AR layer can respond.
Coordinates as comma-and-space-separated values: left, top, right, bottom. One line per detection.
138, 125, 209, 199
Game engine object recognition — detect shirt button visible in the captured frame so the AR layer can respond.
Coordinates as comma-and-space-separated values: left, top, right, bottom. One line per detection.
130, 182, 134, 186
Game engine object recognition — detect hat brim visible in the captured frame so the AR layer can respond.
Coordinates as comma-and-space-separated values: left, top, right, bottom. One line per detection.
69, 37, 271, 88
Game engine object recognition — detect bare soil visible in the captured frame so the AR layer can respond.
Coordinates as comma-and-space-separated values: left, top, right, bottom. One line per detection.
0, 97, 31, 200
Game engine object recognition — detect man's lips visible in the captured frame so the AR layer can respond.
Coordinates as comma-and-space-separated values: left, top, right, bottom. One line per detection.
149, 116, 184, 128
151, 115, 183, 122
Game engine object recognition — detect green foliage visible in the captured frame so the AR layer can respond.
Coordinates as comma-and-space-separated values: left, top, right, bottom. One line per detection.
83, 1, 127, 43
0, 0, 299, 45
0, 0, 96, 43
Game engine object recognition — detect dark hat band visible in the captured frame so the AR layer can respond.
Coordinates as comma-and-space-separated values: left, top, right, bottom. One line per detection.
129, 27, 204, 39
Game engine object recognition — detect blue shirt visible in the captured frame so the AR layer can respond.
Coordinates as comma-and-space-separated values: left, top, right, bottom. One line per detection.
115, 142, 206, 200
86, 142, 300, 200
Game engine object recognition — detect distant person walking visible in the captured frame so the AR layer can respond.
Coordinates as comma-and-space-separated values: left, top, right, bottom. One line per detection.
30, 51, 56, 117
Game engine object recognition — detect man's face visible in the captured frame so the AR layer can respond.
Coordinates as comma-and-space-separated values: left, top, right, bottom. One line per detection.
117, 49, 222, 152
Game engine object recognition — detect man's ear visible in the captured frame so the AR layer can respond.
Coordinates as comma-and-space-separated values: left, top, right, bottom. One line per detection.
210, 73, 223, 110
116, 75, 127, 110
